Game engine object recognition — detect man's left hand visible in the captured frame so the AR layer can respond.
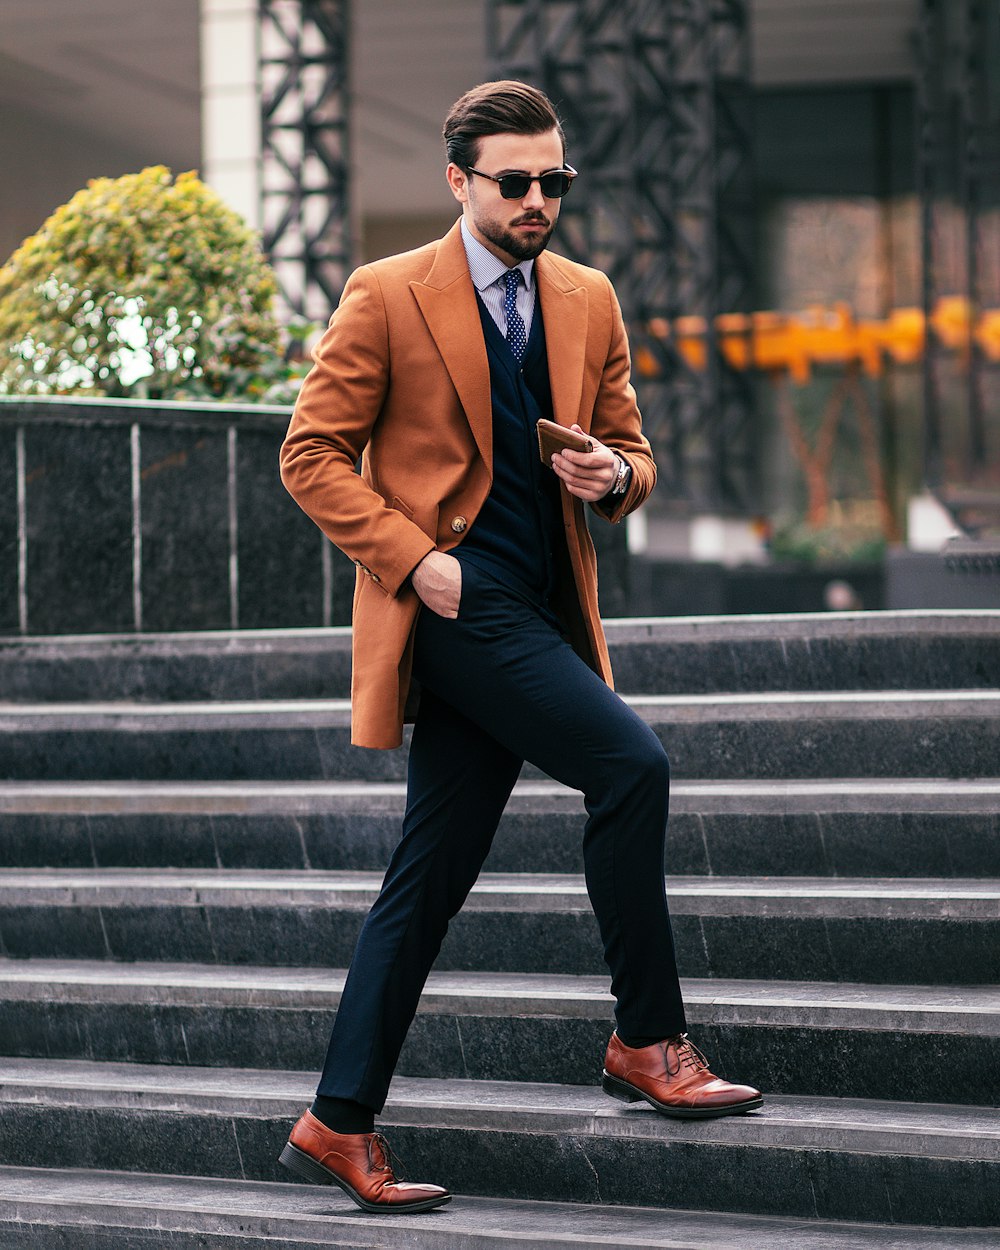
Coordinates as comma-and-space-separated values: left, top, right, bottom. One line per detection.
550, 424, 619, 501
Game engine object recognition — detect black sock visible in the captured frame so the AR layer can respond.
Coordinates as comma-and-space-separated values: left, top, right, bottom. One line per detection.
616, 1032, 670, 1050
310, 1095, 375, 1135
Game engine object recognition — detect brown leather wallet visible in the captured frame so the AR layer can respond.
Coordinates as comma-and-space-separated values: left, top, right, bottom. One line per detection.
536, 418, 593, 466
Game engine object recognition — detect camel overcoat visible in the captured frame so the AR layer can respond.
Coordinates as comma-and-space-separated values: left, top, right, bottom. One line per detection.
279, 220, 655, 749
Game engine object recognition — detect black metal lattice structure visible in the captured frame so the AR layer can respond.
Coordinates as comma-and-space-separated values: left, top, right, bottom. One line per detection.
487, 0, 756, 511
917, 0, 1000, 493
259, 0, 352, 321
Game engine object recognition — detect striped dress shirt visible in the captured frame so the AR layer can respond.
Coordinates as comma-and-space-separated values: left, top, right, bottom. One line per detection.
460, 217, 536, 339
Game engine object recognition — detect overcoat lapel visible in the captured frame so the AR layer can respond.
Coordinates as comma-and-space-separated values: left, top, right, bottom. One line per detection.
536, 253, 589, 431
410, 223, 493, 471
409, 224, 592, 466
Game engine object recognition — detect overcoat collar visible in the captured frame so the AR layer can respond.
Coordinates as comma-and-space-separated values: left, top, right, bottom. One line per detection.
409, 220, 590, 470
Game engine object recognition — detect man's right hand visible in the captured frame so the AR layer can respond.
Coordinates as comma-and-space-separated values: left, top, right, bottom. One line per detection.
411, 551, 462, 618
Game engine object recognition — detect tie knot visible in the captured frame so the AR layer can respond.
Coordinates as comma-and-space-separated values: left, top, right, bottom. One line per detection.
504, 268, 521, 294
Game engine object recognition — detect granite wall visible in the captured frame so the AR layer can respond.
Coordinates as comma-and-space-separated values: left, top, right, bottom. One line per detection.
0, 397, 355, 636
13, 397, 977, 636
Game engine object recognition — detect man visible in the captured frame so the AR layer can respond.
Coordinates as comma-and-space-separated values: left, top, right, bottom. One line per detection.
278, 80, 762, 1215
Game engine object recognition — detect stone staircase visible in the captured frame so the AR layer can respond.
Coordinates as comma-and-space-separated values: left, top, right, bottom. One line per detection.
0, 610, 998, 1248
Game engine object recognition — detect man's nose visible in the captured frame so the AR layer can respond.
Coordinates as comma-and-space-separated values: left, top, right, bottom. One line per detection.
521, 179, 547, 209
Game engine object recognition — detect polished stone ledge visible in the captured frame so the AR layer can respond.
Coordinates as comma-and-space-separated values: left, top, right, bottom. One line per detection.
1, 959, 998, 1034
5, 1061, 999, 1223
2, 1058, 999, 1164
1, 1165, 994, 1249
4, 689, 1000, 728
3, 777, 997, 879
3, 776, 1000, 815
2, 868, 997, 920
4, 609, 999, 651
3, 693, 999, 783
601, 608, 1000, 641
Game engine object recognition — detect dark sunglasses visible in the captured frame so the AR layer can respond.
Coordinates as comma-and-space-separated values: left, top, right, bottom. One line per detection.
465, 165, 578, 200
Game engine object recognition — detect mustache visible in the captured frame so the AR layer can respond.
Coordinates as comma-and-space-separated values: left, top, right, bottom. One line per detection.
511, 213, 550, 227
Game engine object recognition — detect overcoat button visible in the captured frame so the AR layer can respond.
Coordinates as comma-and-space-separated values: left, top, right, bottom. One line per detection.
451, 516, 467, 533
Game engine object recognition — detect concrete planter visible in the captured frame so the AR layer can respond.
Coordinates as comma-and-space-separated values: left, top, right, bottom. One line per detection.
628, 556, 886, 617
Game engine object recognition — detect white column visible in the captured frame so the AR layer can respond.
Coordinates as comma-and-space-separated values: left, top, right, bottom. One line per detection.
200, 0, 261, 229
906, 493, 961, 552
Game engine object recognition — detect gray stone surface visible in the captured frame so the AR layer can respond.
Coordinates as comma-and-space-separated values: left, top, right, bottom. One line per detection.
2, 778, 998, 877
5, 1057, 998, 1153
138, 428, 231, 632
0, 429, 16, 635
2, 1166, 995, 1250
1, 868, 996, 984
0, 629, 355, 702
4, 961, 998, 1029
605, 610, 1000, 692
2, 692, 1000, 781
236, 430, 354, 630
0, 399, 353, 636
23, 425, 134, 635
1, 608, 997, 1236
2, 1060, 999, 1225
628, 556, 888, 616
2, 611, 998, 699
886, 550, 1000, 610
0, 960, 997, 1103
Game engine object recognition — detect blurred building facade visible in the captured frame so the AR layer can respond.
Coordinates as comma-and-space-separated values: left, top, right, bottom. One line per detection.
1, 0, 996, 561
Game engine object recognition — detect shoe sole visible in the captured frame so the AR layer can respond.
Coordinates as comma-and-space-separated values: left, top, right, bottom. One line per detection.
602, 1070, 764, 1119
278, 1142, 452, 1213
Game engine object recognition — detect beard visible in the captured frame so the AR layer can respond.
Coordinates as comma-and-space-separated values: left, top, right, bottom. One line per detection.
477, 211, 556, 261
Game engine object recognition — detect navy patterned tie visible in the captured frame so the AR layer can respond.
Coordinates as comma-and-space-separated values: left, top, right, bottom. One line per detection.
503, 268, 527, 363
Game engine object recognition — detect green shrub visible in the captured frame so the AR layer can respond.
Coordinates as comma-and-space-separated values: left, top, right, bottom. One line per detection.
769, 521, 886, 564
0, 166, 283, 400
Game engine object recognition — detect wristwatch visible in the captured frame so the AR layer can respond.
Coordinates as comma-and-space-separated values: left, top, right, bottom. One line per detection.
610, 453, 632, 497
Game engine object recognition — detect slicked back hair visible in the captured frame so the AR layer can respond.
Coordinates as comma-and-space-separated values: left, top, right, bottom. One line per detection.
443, 80, 566, 171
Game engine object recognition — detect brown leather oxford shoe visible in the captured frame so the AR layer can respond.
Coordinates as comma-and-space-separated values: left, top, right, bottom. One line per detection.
279, 1110, 451, 1213
603, 1031, 763, 1119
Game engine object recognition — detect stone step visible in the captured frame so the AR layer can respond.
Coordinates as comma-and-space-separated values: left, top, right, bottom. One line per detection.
2, 778, 998, 878
2, 869, 996, 985
3, 691, 999, 781
2, 959, 997, 1105
1, 1166, 995, 1250
3, 1059, 998, 1227
2, 611, 997, 702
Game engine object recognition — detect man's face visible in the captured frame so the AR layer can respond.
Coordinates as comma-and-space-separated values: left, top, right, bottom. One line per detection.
447, 128, 567, 267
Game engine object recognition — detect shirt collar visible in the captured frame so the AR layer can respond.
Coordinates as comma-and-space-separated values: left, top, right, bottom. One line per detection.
460, 217, 535, 293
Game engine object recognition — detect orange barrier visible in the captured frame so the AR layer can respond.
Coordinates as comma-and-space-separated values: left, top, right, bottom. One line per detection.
636, 298, 1000, 382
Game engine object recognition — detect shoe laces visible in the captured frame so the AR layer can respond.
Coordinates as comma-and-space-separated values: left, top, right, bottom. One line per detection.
666, 1033, 709, 1076
369, 1131, 405, 1179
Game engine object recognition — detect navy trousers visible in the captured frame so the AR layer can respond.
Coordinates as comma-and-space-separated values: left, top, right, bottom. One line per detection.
317, 561, 687, 1111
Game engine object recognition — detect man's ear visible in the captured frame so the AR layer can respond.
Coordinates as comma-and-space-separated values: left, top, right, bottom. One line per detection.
446, 162, 469, 205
